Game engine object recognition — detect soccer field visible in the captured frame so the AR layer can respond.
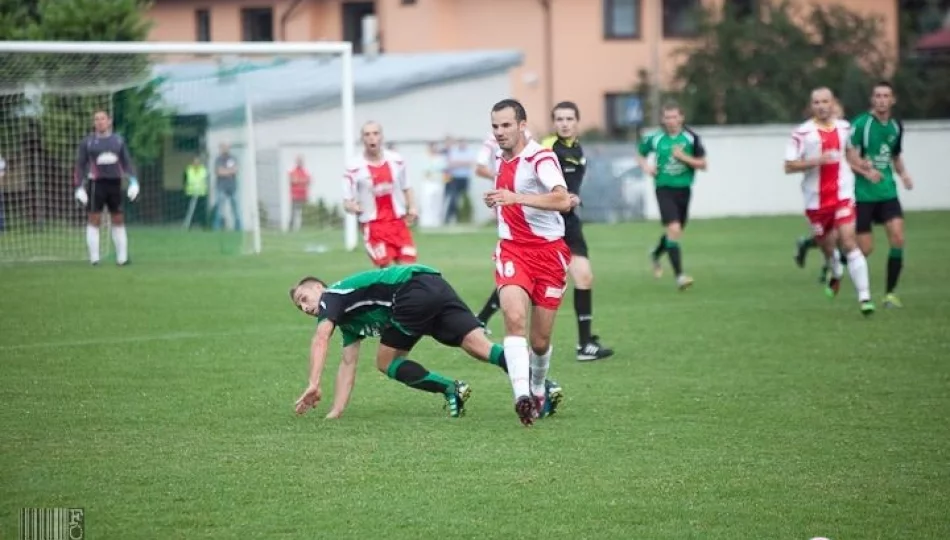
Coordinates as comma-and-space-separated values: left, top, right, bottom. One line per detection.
2, 213, 949, 539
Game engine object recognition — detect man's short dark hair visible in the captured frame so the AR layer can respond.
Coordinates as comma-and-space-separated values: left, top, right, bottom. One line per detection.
873, 81, 894, 93
662, 101, 682, 113
289, 276, 326, 302
551, 101, 580, 121
492, 99, 528, 122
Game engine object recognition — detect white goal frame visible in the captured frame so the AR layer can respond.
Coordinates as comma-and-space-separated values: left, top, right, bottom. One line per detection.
0, 40, 359, 254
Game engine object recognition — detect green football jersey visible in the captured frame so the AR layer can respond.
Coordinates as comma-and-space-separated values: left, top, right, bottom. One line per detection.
637, 128, 706, 188
850, 112, 904, 202
317, 264, 440, 346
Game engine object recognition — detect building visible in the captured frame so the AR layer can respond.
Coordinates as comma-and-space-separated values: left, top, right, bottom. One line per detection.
148, 0, 901, 133
154, 50, 522, 231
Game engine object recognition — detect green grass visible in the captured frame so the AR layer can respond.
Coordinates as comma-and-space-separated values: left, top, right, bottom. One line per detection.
2, 213, 949, 539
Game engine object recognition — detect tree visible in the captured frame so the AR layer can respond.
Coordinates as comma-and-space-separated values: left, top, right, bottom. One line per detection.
670, 1, 891, 124
0, 0, 172, 222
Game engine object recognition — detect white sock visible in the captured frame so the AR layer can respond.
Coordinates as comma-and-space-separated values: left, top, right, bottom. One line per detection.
503, 336, 530, 400
529, 346, 552, 398
830, 248, 844, 278
846, 248, 871, 302
86, 225, 100, 263
112, 225, 128, 264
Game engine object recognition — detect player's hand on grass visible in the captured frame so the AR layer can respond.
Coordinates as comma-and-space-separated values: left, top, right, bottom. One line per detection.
484, 189, 517, 207
294, 384, 322, 415
900, 174, 914, 190
74, 187, 88, 206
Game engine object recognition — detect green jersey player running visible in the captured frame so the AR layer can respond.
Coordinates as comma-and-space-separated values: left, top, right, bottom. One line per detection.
289, 263, 562, 421
637, 102, 708, 290
851, 81, 913, 307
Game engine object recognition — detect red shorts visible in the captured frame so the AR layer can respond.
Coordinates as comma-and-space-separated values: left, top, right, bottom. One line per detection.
805, 200, 856, 239
363, 219, 417, 267
494, 239, 571, 310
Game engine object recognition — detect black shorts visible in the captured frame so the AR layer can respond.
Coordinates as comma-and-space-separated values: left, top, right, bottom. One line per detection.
856, 198, 903, 233
89, 178, 123, 214
380, 273, 481, 351
655, 187, 691, 226
563, 211, 588, 258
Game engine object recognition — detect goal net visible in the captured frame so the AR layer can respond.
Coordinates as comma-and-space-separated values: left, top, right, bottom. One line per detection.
0, 42, 357, 264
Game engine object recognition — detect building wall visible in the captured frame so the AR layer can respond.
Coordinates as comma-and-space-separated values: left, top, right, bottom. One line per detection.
147, 0, 899, 131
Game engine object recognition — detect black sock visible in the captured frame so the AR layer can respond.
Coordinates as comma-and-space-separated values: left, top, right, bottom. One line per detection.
574, 288, 593, 343
652, 234, 667, 258
665, 238, 683, 276
385, 358, 454, 394
801, 235, 817, 249
476, 289, 500, 324
839, 251, 848, 266
886, 247, 903, 293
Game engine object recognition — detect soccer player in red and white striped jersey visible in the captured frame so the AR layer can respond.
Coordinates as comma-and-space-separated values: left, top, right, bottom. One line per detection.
343, 122, 418, 268
483, 99, 577, 426
784, 87, 876, 315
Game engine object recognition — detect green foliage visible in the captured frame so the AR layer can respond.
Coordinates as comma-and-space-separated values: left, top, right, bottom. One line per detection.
671, 1, 892, 124
301, 199, 345, 229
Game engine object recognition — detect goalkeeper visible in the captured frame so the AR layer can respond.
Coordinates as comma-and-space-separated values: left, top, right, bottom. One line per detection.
73, 110, 139, 265
289, 263, 563, 420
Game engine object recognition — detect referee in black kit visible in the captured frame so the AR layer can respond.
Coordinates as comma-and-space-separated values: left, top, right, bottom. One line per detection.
541, 102, 613, 362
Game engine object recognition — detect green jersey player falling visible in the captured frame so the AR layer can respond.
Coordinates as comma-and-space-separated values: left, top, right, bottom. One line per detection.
793, 82, 913, 308
289, 263, 562, 423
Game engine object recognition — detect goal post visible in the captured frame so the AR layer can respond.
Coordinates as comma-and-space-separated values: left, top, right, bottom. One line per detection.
0, 41, 359, 263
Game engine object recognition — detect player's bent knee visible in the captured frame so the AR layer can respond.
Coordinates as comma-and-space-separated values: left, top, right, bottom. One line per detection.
666, 222, 683, 238
459, 330, 492, 361
111, 214, 125, 226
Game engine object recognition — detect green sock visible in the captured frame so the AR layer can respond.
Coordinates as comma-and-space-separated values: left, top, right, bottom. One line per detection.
664, 238, 683, 276
386, 357, 454, 395
489, 344, 508, 373
889, 247, 903, 258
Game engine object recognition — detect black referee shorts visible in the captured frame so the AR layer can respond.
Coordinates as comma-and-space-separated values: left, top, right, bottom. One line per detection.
655, 187, 691, 227
563, 211, 589, 258
856, 198, 903, 233
380, 273, 482, 352
89, 178, 124, 214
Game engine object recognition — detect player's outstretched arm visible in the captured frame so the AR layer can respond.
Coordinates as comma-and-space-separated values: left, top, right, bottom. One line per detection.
485, 185, 573, 212
294, 319, 336, 415
325, 341, 362, 419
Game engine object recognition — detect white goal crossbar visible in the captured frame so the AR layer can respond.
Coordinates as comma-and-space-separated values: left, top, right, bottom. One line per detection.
0, 40, 360, 253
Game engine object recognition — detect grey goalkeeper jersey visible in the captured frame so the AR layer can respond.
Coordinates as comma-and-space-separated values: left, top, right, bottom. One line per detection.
74, 133, 136, 186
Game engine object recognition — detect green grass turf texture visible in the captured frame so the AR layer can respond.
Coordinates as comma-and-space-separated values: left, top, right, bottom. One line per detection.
2, 213, 949, 539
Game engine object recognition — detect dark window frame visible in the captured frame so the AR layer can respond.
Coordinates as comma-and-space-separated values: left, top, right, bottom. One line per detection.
662, 0, 701, 39
195, 8, 211, 42
241, 7, 274, 42
603, 0, 642, 40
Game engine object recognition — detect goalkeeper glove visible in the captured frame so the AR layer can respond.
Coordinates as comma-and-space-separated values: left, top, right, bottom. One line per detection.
74, 186, 88, 206
127, 177, 140, 201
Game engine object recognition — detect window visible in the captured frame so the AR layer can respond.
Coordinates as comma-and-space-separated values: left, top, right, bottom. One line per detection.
663, 0, 700, 38
341, 2, 376, 53
195, 9, 210, 42
603, 0, 640, 39
241, 8, 274, 42
604, 93, 644, 136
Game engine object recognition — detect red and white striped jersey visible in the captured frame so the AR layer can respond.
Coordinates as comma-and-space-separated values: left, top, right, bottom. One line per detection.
494, 140, 566, 245
476, 130, 534, 174
343, 150, 410, 223
785, 119, 855, 211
